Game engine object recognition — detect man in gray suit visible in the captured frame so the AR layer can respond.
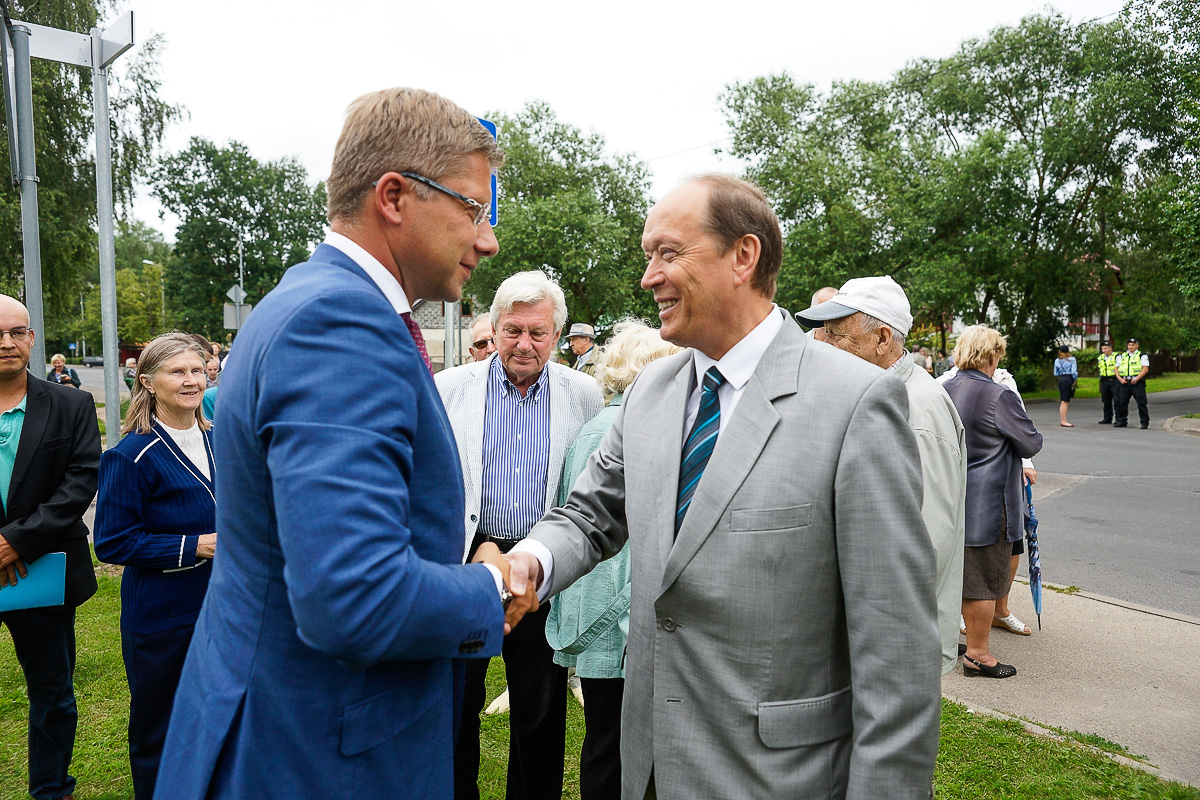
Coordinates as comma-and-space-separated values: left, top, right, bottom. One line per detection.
437, 269, 603, 800
506, 176, 940, 799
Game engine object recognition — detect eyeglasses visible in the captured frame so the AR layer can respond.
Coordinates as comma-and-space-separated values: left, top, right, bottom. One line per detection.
470, 337, 494, 350
398, 172, 490, 227
500, 325, 552, 343
0, 327, 31, 341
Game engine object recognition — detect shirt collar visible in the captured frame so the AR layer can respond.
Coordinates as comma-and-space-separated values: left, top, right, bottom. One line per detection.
324, 231, 411, 315
491, 355, 549, 401
2, 395, 27, 416
692, 305, 783, 391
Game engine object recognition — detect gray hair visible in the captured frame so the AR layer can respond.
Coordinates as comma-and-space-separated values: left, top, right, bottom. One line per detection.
490, 270, 568, 332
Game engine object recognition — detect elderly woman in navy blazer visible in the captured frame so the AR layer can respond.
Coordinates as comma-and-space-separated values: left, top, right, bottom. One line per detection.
94, 332, 217, 800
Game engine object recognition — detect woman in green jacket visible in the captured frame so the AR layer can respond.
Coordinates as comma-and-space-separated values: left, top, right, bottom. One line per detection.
545, 319, 678, 800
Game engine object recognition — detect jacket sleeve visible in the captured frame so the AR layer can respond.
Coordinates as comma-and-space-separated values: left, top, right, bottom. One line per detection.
257, 295, 503, 668
835, 374, 941, 798
995, 388, 1043, 459
1, 394, 100, 563
93, 447, 200, 569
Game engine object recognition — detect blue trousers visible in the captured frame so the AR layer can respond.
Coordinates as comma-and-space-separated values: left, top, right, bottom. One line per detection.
122, 623, 195, 800
0, 605, 78, 800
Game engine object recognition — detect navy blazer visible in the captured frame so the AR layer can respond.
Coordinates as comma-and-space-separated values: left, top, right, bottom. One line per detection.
943, 369, 1043, 546
94, 423, 216, 634
157, 244, 504, 799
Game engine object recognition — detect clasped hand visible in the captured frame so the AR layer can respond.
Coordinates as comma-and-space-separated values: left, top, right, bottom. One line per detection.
472, 543, 542, 634
0, 535, 27, 588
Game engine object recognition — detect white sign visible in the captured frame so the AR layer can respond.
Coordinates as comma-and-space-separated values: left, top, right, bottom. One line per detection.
226, 284, 247, 304
223, 302, 253, 330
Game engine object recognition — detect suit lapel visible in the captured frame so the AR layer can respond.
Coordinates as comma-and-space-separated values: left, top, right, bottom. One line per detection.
8, 375, 48, 510
545, 366, 568, 512
659, 315, 805, 596
462, 358, 490, 508
652, 358, 693, 571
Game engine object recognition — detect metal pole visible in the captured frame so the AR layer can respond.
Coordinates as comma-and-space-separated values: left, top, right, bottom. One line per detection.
10, 25, 45, 377
443, 302, 457, 369
237, 237, 244, 332
92, 30, 121, 427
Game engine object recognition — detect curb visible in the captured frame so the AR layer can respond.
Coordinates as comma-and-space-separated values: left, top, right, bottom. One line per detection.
939, 696, 1196, 788
1163, 415, 1200, 436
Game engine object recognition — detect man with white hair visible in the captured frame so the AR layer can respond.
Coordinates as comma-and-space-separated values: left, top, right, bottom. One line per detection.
797, 276, 968, 675
437, 269, 603, 800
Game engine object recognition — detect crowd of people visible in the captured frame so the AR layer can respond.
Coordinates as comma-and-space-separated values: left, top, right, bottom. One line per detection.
0, 83, 1152, 800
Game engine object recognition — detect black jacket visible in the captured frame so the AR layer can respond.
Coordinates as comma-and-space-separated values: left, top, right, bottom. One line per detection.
2, 373, 101, 607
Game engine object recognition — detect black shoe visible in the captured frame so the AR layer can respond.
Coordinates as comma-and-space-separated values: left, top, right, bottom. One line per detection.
963, 655, 1017, 678
958, 643, 967, 657
1098, 419, 1111, 424
1114, 423, 1127, 428
1141, 424, 1149, 429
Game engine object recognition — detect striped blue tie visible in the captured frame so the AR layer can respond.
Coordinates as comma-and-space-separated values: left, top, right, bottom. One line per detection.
676, 366, 726, 534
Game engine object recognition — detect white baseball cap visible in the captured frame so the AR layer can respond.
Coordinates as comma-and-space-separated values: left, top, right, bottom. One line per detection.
795, 276, 913, 337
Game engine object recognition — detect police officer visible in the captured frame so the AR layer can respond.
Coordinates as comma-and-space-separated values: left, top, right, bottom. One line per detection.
1114, 337, 1150, 429
1097, 341, 1117, 424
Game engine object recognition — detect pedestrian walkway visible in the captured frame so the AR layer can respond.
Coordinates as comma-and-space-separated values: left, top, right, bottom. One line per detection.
943, 583, 1200, 786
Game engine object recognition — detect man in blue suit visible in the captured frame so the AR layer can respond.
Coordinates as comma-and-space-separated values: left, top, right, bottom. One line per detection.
156, 88, 532, 799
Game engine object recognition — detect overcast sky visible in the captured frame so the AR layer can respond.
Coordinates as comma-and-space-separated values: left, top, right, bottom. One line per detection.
126, 0, 1125, 239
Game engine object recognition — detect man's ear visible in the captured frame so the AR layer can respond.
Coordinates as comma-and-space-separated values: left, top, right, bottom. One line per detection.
373, 173, 407, 226
877, 325, 894, 356
729, 234, 762, 288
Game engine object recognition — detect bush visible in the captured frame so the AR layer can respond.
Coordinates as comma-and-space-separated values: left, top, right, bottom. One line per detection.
1012, 366, 1043, 393
1073, 347, 1099, 374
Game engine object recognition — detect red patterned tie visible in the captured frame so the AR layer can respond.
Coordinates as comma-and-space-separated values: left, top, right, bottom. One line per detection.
401, 312, 433, 376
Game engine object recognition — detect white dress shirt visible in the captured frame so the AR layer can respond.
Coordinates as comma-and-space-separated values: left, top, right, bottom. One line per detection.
516, 305, 785, 598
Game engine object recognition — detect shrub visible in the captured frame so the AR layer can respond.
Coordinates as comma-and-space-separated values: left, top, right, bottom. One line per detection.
1013, 366, 1043, 393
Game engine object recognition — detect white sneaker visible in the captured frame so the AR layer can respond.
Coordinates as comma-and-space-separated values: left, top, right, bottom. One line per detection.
960, 614, 967, 635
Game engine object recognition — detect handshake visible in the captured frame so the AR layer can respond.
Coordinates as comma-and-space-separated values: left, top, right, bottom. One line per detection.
472, 543, 543, 634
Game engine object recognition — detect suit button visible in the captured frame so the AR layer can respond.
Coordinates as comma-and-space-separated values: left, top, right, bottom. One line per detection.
470, 514, 478, 522
662, 618, 677, 632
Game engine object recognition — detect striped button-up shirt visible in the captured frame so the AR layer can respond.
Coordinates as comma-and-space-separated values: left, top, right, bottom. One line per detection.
478, 357, 552, 540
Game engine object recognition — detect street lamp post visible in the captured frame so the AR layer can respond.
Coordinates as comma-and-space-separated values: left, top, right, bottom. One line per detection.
217, 217, 245, 330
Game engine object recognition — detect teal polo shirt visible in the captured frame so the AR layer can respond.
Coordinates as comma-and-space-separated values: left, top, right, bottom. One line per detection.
0, 395, 27, 513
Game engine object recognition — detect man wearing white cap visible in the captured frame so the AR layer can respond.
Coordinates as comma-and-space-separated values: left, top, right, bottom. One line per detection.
568, 322, 598, 376
797, 276, 968, 675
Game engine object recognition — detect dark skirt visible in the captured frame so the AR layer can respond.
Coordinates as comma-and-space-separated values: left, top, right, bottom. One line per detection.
1057, 374, 1075, 402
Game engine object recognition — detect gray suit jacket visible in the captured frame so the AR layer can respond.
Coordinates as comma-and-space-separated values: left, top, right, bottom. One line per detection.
529, 313, 941, 799
436, 355, 603, 561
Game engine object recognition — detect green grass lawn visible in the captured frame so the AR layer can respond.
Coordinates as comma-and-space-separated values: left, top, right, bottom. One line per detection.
3, 570, 1197, 799
1022, 372, 1200, 401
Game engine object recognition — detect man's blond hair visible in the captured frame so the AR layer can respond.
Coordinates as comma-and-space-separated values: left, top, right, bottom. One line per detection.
326, 87, 504, 223
953, 325, 1007, 371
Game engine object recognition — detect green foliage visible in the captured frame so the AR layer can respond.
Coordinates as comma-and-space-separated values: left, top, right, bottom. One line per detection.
151, 139, 327, 341
0, 0, 182, 338
720, 9, 1191, 364
471, 103, 655, 329
1072, 347, 1100, 374
1012, 366, 1044, 394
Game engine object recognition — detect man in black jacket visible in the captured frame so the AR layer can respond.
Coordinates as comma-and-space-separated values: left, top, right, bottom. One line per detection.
0, 294, 101, 800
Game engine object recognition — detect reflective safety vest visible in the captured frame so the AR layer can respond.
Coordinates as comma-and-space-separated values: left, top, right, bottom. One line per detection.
1118, 350, 1144, 378
1098, 352, 1117, 377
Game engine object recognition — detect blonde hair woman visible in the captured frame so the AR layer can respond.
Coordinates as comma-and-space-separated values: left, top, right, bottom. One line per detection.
94, 332, 217, 800
942, 326, 1043, 679
545, 319, 679, 797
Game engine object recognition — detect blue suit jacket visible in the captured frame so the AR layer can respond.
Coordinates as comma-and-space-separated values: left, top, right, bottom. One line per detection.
156, 244, 504, 799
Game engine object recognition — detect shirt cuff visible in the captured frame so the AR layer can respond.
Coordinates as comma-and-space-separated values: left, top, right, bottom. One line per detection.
481, 563, 504, 595
510, 538, 554, 602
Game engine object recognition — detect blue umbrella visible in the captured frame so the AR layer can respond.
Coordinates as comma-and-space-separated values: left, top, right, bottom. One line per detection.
1025, 479, 1043, 629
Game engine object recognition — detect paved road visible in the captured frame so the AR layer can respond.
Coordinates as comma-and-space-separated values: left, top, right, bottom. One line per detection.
1020, 386, 1200, 618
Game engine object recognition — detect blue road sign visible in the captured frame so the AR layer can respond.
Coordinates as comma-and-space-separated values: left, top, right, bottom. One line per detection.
478, 117, 498, 227
68, 342, 76, 350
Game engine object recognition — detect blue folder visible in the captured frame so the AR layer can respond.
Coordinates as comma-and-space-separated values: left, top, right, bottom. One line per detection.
0, 552, 66, 612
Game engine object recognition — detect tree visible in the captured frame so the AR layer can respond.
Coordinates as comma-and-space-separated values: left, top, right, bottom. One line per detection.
0, 0, 182, 338
721, 9, 1185, 363
151, 138, 327, 341
469, 102, 655, 329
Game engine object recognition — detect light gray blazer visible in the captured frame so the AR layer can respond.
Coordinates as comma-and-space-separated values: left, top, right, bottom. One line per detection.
529, 314, 941, 799
436, 355, 603, 562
